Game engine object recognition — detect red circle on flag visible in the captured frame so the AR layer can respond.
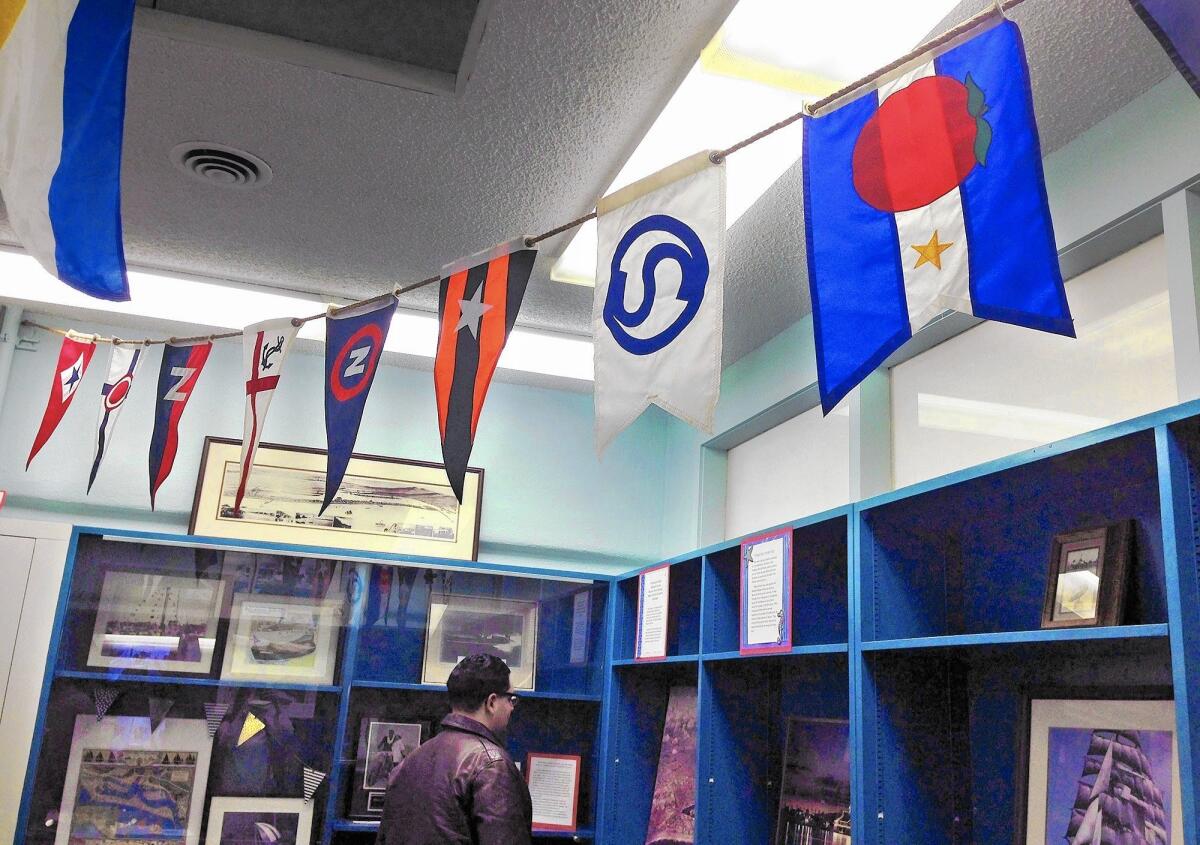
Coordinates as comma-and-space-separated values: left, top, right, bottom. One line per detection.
104, 375, 133, 411
851, 75, 979, 213
330, 324, 384, 402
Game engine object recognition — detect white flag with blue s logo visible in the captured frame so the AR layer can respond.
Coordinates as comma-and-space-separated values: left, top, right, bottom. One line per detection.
594, 151, 725, 453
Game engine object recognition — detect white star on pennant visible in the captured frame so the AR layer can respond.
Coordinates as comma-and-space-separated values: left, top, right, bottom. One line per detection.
455, 286, 493, 339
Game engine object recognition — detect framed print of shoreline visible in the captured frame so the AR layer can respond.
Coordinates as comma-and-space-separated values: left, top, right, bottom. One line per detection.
190, 437, 482, 560
1040, 521, 1133, 629
1018, 690, 1182, 845
221, 594, 341, 685
205, 796, 313, 845
422, 594, 538, 690
774, 717, 851, 845
351, 719, 427, 818
56, 715, 212, 845
87, 571, 225, 674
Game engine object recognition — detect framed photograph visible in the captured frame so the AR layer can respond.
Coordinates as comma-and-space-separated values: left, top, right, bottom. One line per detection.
205, 796, 313, 845
87, 571, 225, 674
350, 719, 428, 818
774, 717, 852, 845
1041, 521, 1132, 629
526, 752, 582, 832
422, 594, 538, 690
190, 437, 482, 560
220, 594, 341, 685
1018, 691, 1182, 844
56, 715, 212, 845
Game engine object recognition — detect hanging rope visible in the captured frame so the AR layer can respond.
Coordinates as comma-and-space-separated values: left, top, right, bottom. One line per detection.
20, 0, 1029, 347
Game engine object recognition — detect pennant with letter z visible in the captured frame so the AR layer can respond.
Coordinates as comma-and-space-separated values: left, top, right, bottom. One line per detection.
803, 19, 1073, 413
237, 317, 300, 512
323, 298, 395, 512
594, 151, 725, 453
28, 330, 96, 468
435, 239, 536, 501
149, 341, 212, 508
89, 343, 143, 491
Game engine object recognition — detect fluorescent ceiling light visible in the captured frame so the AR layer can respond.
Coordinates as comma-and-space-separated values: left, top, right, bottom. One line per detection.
0, 248, 594, 381
917, 393, 1110, 443
552, 0, 960, 286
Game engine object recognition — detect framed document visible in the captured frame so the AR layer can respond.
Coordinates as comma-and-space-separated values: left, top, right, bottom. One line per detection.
220, 594, 342, 685
635, 563, 670, 661
1018, 691, 1181, 844
568, 589, 591, 666
740, 528, 792, 654
191, 437, 482, 560
526, 753, 582, 832
422, 594, 538, 690
56, 715, 212, 845
205, 797, 313, 845
87, 571, 224, 674
1040, 521, 1132, 629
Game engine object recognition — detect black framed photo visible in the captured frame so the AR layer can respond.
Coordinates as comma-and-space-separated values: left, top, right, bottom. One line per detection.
1040, 521, 1132, 629
349, 718, 428, 818
1016, 688, 1181, 844
191, 437, 482, 560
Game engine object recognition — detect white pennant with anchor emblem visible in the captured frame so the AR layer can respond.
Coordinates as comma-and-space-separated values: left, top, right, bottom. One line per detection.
593, 151, 725, 453
236, 318, 300, 514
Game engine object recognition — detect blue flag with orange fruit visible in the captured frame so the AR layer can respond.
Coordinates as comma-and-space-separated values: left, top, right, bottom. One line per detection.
803, 19, 1074, 413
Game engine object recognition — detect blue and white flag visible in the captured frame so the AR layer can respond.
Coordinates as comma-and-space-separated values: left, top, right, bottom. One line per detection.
1128, 0, 1200, 97
594, 151, 725, 452
88, 342, 141, 492
804, 20, 1074, 413
323, 298, 395, 512
0, 0, 135, 301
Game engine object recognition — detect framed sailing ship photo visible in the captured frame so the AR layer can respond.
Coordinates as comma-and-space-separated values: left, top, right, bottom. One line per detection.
1019, 690, 1182, 845
205, 796, 313, 845
87, 571, 225, 674
1040, 521, 1132, 629
191, 437, 482, 560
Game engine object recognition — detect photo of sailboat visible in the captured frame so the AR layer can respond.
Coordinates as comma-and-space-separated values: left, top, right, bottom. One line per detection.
1046, 727, 1173, 845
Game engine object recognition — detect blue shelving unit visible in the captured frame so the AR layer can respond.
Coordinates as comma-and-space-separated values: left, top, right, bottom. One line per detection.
600, 398, 1200, 845
15, 527, 612, 845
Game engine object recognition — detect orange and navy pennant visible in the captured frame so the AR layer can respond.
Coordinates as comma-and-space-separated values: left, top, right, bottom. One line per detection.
434, 241, 536, 501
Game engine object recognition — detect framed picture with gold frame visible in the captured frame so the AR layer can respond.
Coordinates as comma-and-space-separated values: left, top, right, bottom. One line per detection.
190, 437, 482, 560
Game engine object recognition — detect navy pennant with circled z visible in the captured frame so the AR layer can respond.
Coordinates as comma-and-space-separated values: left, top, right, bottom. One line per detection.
322, 298, 396, 512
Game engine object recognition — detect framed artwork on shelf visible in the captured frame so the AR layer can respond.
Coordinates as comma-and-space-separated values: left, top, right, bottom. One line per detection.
646, 685, 698, 845
87, 571, 225, 674
1018, 690, 1182, 844
526, 752, 582, 832
220, 593, 342, 685
204, 796, 313, 845
56, 715, 212, 845
1040, 521, 1133, 629
422, 594, 538, 690
774, 717, 851, 845
350, 719, 428, 818
190, 437, 482, 560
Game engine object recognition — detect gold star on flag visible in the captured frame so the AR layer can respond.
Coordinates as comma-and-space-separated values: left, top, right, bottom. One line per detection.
911, 230, 954, 270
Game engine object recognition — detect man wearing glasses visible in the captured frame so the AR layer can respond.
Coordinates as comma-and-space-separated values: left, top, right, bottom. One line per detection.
376, 653, 531, 844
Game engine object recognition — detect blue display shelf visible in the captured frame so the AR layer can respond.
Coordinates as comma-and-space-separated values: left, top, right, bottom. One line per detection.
16, 527, 615, 845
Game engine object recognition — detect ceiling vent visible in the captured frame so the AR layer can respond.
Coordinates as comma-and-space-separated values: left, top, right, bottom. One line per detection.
170, 142, 272, 188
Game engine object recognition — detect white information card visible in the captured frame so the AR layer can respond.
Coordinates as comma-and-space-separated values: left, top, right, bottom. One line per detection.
527, 753, 581, 831
636, 564, 670, 660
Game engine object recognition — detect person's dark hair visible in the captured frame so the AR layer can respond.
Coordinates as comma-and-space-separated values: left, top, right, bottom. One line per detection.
446, 654, 511, 711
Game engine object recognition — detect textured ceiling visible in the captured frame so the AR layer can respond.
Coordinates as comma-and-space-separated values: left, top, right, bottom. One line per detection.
0, 0, 1182, 369
137, 0, 482, 72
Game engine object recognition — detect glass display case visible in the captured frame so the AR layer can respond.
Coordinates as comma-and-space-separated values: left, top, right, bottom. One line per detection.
17, 529, 611, 845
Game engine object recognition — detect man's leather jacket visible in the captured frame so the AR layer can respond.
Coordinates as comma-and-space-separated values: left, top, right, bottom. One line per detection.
375, 713, 532, 845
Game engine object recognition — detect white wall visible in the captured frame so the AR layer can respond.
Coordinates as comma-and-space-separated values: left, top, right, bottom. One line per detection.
892, 235, 1176, 487
724, 404, 849, 539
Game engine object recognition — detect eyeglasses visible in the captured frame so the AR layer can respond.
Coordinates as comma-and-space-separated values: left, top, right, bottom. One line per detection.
500, 691, 519, 707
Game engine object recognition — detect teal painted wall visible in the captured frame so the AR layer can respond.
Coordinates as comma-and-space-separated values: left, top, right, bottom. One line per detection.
0, 318, 668, 574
